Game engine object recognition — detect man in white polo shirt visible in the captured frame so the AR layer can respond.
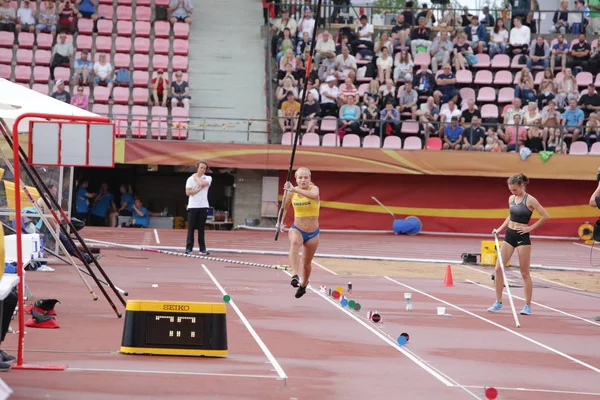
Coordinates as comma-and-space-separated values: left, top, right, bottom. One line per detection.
185, 161, 212, 255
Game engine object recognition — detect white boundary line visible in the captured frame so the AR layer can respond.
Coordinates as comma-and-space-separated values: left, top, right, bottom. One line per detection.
451, 385, 600, 397
573, 242, 600, 251
465, 279, 600, 327
312, 260, 337, 275
384, 276, 600, 375
201, 264, 287, 381
153, 229, 160, 244
67, 368, 278, 379
280, 271, 483, 399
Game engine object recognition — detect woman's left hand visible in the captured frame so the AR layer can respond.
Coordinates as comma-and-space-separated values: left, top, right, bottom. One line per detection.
516, 225, 532, 234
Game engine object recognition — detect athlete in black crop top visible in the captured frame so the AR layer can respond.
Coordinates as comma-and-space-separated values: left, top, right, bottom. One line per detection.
488, 173, 550, 316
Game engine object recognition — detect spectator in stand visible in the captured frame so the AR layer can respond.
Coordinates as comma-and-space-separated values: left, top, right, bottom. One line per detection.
570, 0, 587, 35
70, 86, 88, 109
568, 33, 591, 73
584, 112, 599, 146
73, 50, 92, 86
299, 78, 317, 102
380, 101, 400, 136
362, 98, 379, 135
402, 1, 415, 26
412, 63, 436, 101
51, 80, 71, 103
276, 77, 298, 108
549, 1, 570, 34
550, 34, 570, 72
590, 0, 600, 34
275, 28, 295, 64
416, 96, 439, 134
429, 31, 453, 74
374, 31, 393, 58
499, 113, 527, 151
121, 198, 150, 228
361, 80, 380, 110
57, 0, 76, 34
396, 81, 418, 120
49, 31, 73, 81
0, 0, 16, 32
338, 77, 359, 106
434, 64, 459, 104
376, 46, 393, 84
338, 95, 361, 135
453, 33, 475, 70
504, 98, 524, 125
170, 70, 191, 111
302, 92, 320, 133
379, 79, 396, 106
416, 4, 436, 27
541, 100, 560, 142
278, 91, 300, 132
36, 0, 57, 39
464, 15, 488, 55
523, 102, 542, 129
527, 35, 550, 70
392, 48, 413, 83
313, 30, 336, 66
462, 117, 485, 151
76, 0, 98, 21
109, 184, 134, 227
555, 67, 579, 107
390, 14, 411, 50
488, 18, 509, 58
318, 53, 336, 81
508, 0, 530, 27
439, 99, 462, 128
561, 99, 585, 144
351, 15, 374, 54
16, 0, 36, 33
270, 8, 297, 58
93, 53, 113, 92
296, 8, 314, 41
278, 61, 298, 86
152, 70, 169, 107
514, 67, 536, 103
525, 125, 545, 152
461, 99, 481, 128
410, 17, 432, 57
460, 6, 474, 27
443, 116, 463, 150
537, 68, 557, 110
508, 16, 530, 57
319, 75, 339, 117
168, 0, 193, 25
334, 46, 357, 82
578, 83, 600, 118
480, 6, 495, 27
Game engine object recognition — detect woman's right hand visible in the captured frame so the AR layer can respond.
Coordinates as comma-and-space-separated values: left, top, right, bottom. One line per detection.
492, 228, 501, 235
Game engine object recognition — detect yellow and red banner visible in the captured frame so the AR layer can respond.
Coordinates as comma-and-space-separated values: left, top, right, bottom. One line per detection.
124, 140, 600, 181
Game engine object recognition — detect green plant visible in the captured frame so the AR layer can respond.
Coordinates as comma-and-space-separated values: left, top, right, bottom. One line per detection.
372, 0, 406, 14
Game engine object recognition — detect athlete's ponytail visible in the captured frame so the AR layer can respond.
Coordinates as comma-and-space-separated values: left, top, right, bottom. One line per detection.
508, 173, 529, 186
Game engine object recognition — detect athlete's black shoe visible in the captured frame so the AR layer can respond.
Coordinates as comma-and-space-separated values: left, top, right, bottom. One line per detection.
295, 285, 307, 299
290, 275, 299, 288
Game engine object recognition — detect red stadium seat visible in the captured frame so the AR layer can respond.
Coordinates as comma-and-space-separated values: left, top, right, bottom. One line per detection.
280, 132, 295, 145
413, 53, 430, 67
341, 134, 360, 148
0, 32, 13, 48
117, 20, 133, 36
133, 54, 149, 70
576, 72, 593, 87
132, 88, 148, 105
131, 105, 148, 120
171, 107, 188, 120
95, 36, 112, 53
173, 23, 189, 39
151, 120, 168, 139
152, 55, 169, 71
151, 106, 168, 119
136, 6, 152, 21
77, 18, 94, 35
113, 53, 130, 70
112, 87, 130, 104
153, 38, 170, 55
92, 103, 109, 116
133, 71, 149, 87
171, 124, 188, 140
0, 48, 12, 64
0, 64, 11, 79
172, 56, 188, 71
116, 5, 132, 20
93, 86, 111, 103
320, 116, 337, 132
400, 121, 420, 135
154, 21, 170, 38
569, 141, 589, 155
426, 137, 442, 150
131, 120, 149, 138
54, 67, 71, 83
98, 4, 113, 19
112, 105, 129, 120
32, 83, 50, 95
76, 35, 93, 51
17, 32, 35, 49
34, 49, 51, 66
115, 119, 129, 138
134, 21, 151, 37
134, 37, 150, 54
32, 66, 49, 83
97, 19, 113, 36
115, 37, 132, 53
155, 0, 169, 6
137, 0, 151, 5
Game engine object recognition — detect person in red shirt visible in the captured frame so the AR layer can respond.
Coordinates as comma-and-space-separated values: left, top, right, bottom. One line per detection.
152, 70, 169, 107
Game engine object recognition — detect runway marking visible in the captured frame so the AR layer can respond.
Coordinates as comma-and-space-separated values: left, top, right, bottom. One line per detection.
67, 368, 279, 379
572, 242, 600, 251
312, 260, 337, 275
466, 280, 600, 327
385, 276, 600, 375
451, 385, 600, 397
201, 264, 287, 381
154, 229, 160, 244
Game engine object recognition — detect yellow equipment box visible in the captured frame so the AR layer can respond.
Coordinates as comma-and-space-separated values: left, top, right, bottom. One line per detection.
481, 241, 511, 267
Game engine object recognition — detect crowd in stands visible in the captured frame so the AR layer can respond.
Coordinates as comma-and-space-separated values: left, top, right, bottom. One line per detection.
0, 0, 194, 139
266, 0, 600, 155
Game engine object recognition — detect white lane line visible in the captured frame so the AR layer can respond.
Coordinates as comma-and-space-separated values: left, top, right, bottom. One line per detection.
280, 272, 482, 399
312, 260, 338, 275
154, 229, 160, 244
201, 264, 287, 381
466, 279, 600, 327
67, 368, 278, 379
384, 276, 600, 375
452, 385, 600, 397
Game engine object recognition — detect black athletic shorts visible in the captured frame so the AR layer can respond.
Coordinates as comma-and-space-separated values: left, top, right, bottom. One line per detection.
504, 227, 531, 247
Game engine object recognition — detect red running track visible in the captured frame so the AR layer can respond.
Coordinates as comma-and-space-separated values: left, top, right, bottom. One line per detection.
2, 234, 599, 399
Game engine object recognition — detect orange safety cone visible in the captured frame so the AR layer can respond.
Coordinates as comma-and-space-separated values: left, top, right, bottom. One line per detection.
443, 265, 454, 287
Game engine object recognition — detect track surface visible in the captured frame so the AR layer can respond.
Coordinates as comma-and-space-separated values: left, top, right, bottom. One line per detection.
1, 229, 599, 399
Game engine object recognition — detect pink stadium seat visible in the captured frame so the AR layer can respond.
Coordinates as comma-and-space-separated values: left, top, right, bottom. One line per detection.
426, 137, 442, 150
118, 0, 132, 4
92, 103, 109, 116
477, 86, 496, 103
135, 21, 151, 37
152, 106, 168, 119
474, 53, 490, 68
113, 53, 130, 70
155, 0, 169, 6
321, 133, 339, 147
510, 55, 527, 70
381, 135, 400, 149
403, 136, 422, 150
95, 36, 112, 53
137, 0, 151, 5
596, 73, 600, 89
401, 121, 420, 135
152, 55, 169, 71
112, 104, 129, 119
0, 48, 12, 64
17, 32, 35, 49
569, 141, 588, 155
0, 32, 13, 48
497, 87, 514, 103
589, 142, 600, 155
173, 23, 190, 39
134, 37, 150, 54
493, 70, 513, 86
131, 105, 148, 120
136, 6, 152, 21
356, 52, 369, 66
54, 67, 70, 82
117, 21, 133, 36
474, 70, 493, 85
413, 53, 431, 67
115, 37, 132, 53
34, 49, 51, 66
132, 88, 148, 105
576, 72, 593, 87
592, 38, 599, 52
116, 5, 132, 20
342, 134, 361, 147
151, 120, 168, 139
98, 4, 113, 19
153, 38, 170, 55
300, 132, 320, 146
115, 120, 129, 138
172, 124, 188, 140
172, 56, 188, 71
362, 135, 380, 148
320, 116, 337, 132
32, 66, 49, 83
173, 39, 189, 56
93, 86, 111, 103
280, 132, 293, 145
112, 87, 130, 104
455, 69, 472, 85
32, 83, 49, 95
491, 54, 510, 69
512, 70, 522, 85
357, 83, 369, 96
76, 35, 93, 51
154, 21, 170, 38
97, 20, 113, 36
171, 107, 188, 122
0, 64, 11, 79
133, 71, 149, 87
133, 54, 150, 70
459, 87, 476, 104
131, 120, 149, 138
77, 18, 94, 35
481, 104, 499, 119
99, 0, 113, 4
534, 71, 545, 86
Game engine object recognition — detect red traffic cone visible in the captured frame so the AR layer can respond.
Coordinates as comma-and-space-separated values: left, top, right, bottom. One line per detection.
443, 265, 454, 287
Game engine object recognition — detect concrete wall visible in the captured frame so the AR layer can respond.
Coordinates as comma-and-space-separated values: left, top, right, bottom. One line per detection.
232, 169, 280, 227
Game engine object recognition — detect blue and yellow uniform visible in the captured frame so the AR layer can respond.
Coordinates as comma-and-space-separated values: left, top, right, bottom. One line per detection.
291, 185, 320, 243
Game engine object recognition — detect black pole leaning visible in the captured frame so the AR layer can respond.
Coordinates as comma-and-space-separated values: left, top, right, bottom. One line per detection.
274, 0, 323, 241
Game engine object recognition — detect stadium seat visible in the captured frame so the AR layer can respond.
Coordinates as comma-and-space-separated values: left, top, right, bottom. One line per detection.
115, 119, 129, 138
413, 53, 431, 67
321, 133, 339, 147
280, 131, 292, 145
426, 137, 442, 150
533, 71, 545, 86
113, 53, 130, 70
132, 88, 148, 105
403, 136, 422, 149
493, 70, 513, 86
577, 72, 593, 87
97, 19, 113, 36
0, 48, 12, 64
133, 37, 150, 54
477, 86, 496, 102
31, 83, 49, 95
172, 56, 188, 71
480, 104, 499, 119
95, 36, 112, 53
135, 21, 151, 37
474, 70, 493, 85
111, 105, 129, 120
131, 120, 149, 138
491, 54, 510, 69
173, 39, 189, 56
342, 134, 361, 147
54, 67, 71, 83
137, 0, 151, 5
362, 135, 380, 148
595, 73, 600, 89
33, 49, 51, 66
0, 64, 11, 79
152, 55, 169, 71
111, 87, 129, 104
116, 5, 133, 20
455, 69, 472, 85
117, 20, 133, 36
132, 71, 149, 87
154, 38, 170, 55
172, 123, 188, 140
98, 4, 113, 19
151, 106, 168, 119
497, 87, 514, 103
133, 54, 150, 70
320, 116, 337, 132
76, 35, 93, 51
115, 37, 132, 53
130, 105, 148, 120
93, 86, 111, 103
474, 53, 490, 68
510, 55, 527, 70
171, 107, 188, 120
151, 120, 168, 139
382, 135, 401, 149
17, 32, 35, 49
92, 103, 109, 116
459, 87, 476, 104
155, 0, 170, 6
154, 21, 170, 38
0, 32, 13, 48
77, 18, 94, 35
300, 132, 320, 146
32, 66, 49, 83
400, 121, 420, 135
173, 23, 190, 39
589, 142, 600, 155
136, 6, 152, 21
569, 142, 589, 155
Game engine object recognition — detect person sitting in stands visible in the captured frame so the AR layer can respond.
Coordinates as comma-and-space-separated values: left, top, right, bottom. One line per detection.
121, 198, 150, 228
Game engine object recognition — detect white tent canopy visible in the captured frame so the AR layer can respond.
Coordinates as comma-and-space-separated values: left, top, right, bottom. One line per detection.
0, 78, 102, 133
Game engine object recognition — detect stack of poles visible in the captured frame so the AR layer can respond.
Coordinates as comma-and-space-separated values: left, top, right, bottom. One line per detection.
274, 0, 322, 242
0, 119, 126, 366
